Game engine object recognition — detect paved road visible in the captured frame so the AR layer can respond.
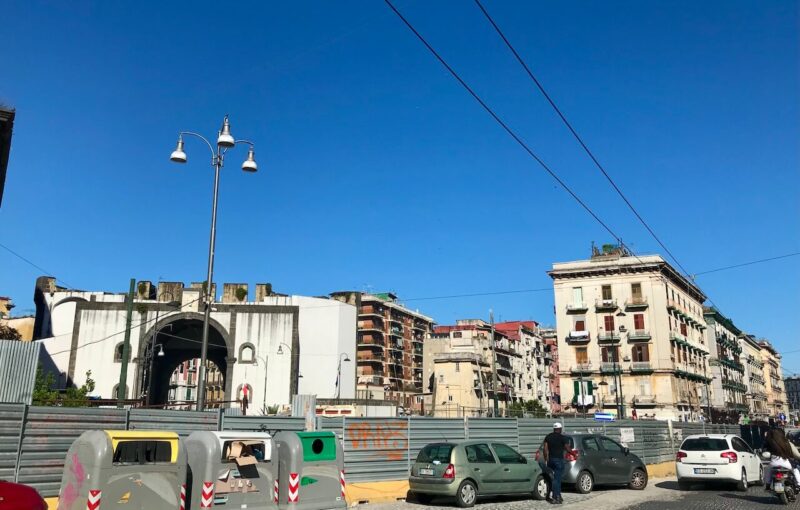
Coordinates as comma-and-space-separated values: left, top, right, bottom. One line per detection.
360, 479, 779, 510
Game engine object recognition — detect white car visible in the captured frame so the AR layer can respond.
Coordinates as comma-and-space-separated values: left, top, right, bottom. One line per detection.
676, 434, 763, 491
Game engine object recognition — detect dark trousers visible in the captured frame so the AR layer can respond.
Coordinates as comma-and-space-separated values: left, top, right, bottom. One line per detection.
547, 457, 565, 500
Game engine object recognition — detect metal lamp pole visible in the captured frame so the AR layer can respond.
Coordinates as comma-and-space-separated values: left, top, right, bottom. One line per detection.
254, 355, 270, 414
170, 116, 258, 411
336, 353, 352, 402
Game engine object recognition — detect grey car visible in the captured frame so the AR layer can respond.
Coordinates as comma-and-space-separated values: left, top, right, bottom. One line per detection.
534, 433, 648, 494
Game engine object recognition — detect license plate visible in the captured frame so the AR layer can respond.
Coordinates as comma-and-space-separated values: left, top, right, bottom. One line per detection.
775, 482, 785, 492
419, 468, 434, 476
694, 468, 715, 474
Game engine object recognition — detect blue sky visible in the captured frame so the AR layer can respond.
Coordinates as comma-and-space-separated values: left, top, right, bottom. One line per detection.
1, 2, 798, 368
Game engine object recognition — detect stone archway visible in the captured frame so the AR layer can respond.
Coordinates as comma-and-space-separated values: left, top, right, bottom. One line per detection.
138, 312, 234, 408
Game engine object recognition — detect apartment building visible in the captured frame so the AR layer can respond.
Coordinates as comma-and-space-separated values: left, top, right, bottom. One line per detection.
494, 321, 551, 409
785, 377, 800, 417
333, 292, 434, 411
166, 359, 225, 410
549, 246, 710, 421
540, 328, 562, 414
703, 308, 748, 421
742, 334, 768, 419
761, 340, 787, 418
423, 320, 522, 417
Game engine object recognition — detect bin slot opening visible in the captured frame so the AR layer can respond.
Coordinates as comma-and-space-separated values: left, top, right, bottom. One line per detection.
113, 440, 172, 464
223, 440, 269, 464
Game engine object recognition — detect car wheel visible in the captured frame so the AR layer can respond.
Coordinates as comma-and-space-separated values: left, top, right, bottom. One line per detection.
576, 471, 594, 494
533, 474, 549, 500
736, 469, 748, 492
629, 468, 648, 490
456, 480, 477, 508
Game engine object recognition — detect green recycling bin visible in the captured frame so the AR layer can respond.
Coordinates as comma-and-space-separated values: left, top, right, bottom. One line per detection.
185, 431, 278, 510
57, 430, 186, 510
274, 431, 346, 510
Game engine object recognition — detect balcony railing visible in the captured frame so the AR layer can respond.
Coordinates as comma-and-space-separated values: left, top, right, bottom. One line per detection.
597, 331, 620, 343
600, 362, 622, 374
566, 331, 591, 344
628, 329, 651, 341
625, 297, 649, 310
566, 302, 588, 313
570, 363, 593, 374
595, 299, 618, 311
630, 362, 653, 372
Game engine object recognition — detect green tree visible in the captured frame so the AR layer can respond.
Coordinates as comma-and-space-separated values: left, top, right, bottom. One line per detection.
63, 370, 95, 407
32, 365, 59, 405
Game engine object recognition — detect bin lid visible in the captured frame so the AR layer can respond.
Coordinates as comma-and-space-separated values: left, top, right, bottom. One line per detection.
295, 431, 337, 462
104, 430, 180, 463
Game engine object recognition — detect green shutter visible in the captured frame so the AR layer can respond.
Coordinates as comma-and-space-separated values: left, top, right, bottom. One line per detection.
573, 380, 580, 404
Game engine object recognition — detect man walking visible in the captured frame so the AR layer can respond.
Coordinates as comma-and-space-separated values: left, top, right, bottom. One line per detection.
543, 422, 570, 504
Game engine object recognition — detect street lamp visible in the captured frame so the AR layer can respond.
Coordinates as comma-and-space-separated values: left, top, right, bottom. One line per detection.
253, 354, 270, 415
277, 342, 302, 397
170, 115, 258, 411
336, 353, 352, 401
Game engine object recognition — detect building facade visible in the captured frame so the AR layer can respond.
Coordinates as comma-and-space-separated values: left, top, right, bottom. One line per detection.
785, 377, 800, 419
549, 246, 710, 421
742, 334, 768, 420
540, 328, 562, 414
703, 308, 748, 422
494, 321, 550, 409
166, 359, 225, 410
761, 340, 787, 418
331, 292, 434, 412
34, 277, 356, 410
0, 106, 14, 208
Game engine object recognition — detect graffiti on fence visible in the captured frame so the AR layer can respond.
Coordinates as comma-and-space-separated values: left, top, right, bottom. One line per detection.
346, 420, 408, 461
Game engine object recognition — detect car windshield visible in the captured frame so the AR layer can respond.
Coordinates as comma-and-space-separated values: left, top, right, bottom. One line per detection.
680, 438, 729, 451
417, 444, 454, 463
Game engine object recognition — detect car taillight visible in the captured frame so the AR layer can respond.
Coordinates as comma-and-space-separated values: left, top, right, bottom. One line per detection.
776, 472, 785, 480
676, 451, 687, 463
565, 448, 579, 462
534, 450, 541, 461
720, 451, 738, 463
443, 464, 455, 479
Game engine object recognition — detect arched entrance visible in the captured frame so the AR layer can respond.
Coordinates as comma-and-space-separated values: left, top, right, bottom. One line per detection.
139, 313, 233, 408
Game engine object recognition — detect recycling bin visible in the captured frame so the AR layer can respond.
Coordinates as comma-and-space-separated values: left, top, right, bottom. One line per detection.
185, 431, 278, 510
57, 430, 186, 510
274, 431, 346, 510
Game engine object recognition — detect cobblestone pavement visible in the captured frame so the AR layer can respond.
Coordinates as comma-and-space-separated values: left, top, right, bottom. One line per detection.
621, 480, 779, 509
359, 478, 680, 510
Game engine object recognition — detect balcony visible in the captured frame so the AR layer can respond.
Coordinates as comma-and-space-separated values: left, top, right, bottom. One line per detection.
669, 331, 689, 346
625, 297, 649, 310
597, 331, 621, 344
600, 362, 623, 374
566, 302, 589, 313
358, 321, 385, 332
630, 362, 653, 373
358, 307, 385, 318
359, 356, 385, 365
566, 330, 591, 344
632, 395, 657, 407
595, 299, 618, 311
628, 329, 651, 342
570, 363, 593, 375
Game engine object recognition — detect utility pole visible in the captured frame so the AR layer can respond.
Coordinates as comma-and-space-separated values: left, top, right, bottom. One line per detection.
117, 278, 136, 408
490, 309, 499, 418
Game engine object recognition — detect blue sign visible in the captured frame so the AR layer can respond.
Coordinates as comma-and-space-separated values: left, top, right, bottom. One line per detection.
780, 413, 787, 421
594, 412, 615, 422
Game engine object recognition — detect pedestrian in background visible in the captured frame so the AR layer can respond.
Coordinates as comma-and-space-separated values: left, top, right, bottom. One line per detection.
543, 422, 570, 505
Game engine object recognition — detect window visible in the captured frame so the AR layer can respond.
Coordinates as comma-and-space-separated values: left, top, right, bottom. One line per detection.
601, 346, 618, 363
634, 314, 645, 330
572, 287, 583, 305
491, 443, 525, 464
575, 347, 588, 364
680, 323, 687, 336
113, 342, 129, 363
453, 332, 462, 338
239, 343, 255, 363
602, 285, 613, 300
574, 317, 586, 332
631, 283, 642, 301
632, 345, 649, 362
731, 437, 752, 454
113, 441, 172, 464
604, 315, 615, 331
600, 437, 624, 453
637, 379, 651, 396
455, 362, 460, 373
186, 388, 193, 400
582, 437, 601, 452
465, 444, 496, 463
680, 438, 728, 451
417, 444, 454, 463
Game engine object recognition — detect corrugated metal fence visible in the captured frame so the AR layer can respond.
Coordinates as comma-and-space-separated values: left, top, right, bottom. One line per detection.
0, 404, 743, 496
0, 342, 40, 404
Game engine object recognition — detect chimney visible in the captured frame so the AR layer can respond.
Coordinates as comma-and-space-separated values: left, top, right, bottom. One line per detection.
136, 281, 154, 300
223, 283, 249, 303
255, 283, 273, 302
157, 282, 184, 303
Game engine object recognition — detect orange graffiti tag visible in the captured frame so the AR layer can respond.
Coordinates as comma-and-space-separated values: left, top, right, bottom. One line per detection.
347, 421, 408, 461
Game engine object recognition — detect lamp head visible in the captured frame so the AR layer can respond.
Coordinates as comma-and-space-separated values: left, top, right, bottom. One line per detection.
170, 137, 187, 163
277, 345, 284, 355
157, 344, 165, 357
217, 115, 235, 148
242, 147, 257, 172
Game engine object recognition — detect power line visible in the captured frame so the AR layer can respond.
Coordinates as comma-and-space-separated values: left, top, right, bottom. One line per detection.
383, 0, 637, 260
0, 241, 76, 289
693, 252, 800, 277
472, 0, 695, 282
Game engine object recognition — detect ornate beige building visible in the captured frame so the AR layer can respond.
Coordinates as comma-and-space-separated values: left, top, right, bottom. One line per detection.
742, 334, 768, 419
549, 246, 710, 421
761, 340, 787, 418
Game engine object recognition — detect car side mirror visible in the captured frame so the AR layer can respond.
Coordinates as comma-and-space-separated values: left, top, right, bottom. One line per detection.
623, 447, 630, 455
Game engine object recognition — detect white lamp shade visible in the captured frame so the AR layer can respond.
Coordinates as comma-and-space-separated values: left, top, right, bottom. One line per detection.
217, 116, 235, 148
170, 138, 187, 163
242, 147, 257, 172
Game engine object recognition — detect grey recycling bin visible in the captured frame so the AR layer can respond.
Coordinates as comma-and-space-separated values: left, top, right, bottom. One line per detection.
57, 430, 186, 510
274, 431, 346, 510
185, 431, 278, 510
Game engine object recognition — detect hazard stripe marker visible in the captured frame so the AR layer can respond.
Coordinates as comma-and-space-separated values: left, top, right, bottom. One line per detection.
288, 472, 300, 503
86, 490, 101, 510
340, 470, 346, 499
179, 484, 186, 510
200, 481, 214, 508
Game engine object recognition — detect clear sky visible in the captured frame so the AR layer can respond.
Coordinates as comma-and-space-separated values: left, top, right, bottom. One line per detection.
1, 2, 798, 368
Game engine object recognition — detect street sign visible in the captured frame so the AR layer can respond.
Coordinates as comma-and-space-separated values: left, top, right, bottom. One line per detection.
594, 412, 615, 422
